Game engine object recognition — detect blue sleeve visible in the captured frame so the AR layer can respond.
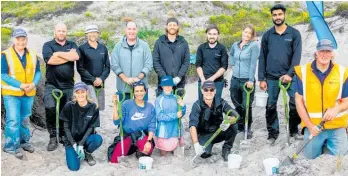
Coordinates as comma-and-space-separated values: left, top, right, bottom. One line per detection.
342, 79, 348, 98
148, 106, 157, 133
113, 120, 120, 126
248, 43, 259, 82
155, 97, 178, 122
33, 59, 41, 86
1, 54, 22, 88
296, 75, 303, 95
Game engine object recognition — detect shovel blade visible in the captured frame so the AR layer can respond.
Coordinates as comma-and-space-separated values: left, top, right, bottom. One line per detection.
240, 139, 250, 149
117, 156, 129, 163
280, 156, 294, 167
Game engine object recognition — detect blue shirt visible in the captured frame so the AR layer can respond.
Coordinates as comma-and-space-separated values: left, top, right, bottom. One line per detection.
113, 100, 156, 134
1, 47, 41, 88
296, 61, 348, 98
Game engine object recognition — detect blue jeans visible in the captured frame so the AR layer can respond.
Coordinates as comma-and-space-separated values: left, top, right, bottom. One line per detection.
3, 95, 34, 152
303, 128, 348, 159
265, 77, 301, 139
65, 134, 103, 171
198, 81, 224, 101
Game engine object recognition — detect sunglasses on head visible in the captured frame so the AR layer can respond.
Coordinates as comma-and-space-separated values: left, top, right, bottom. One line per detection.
132, 81, 145, 87
203, 88, 215, 92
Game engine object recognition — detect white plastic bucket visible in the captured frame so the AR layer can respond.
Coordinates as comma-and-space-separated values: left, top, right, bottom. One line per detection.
139, 156, 153, 170
255, 92, 268, 107
228, 154, 243, 169
263, 158, 280, 176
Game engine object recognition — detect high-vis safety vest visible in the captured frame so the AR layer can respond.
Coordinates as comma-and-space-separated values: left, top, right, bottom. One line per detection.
1, 47, 37, 96
295, 61, 348, 129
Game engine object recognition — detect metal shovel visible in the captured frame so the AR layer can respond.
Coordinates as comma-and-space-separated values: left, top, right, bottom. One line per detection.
190, 110, 239, 167
174, 88, 186, 157
279, 80, 291, 146
115, 92, 128, 163
240, 84, 254, 149
52, 89, 63, 144
280, 121, 325, 167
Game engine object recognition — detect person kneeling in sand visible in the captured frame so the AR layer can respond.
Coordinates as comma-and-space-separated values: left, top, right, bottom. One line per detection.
60, 82, 102, 171
108, 81, 156, 163
295, 39, 348, 159
154, 76, 186, 156
189, 80, 239, 161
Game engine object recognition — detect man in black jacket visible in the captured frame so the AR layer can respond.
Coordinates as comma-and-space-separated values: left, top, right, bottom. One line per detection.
77, 25, 110, 110
189, 81, 239, 161
153, 17, 190, 96
258, 4, 302, 145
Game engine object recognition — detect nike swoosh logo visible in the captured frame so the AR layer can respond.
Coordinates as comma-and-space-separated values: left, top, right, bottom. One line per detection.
131, 112, 146, 121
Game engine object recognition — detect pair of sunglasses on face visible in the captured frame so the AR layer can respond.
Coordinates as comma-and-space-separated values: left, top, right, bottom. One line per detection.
203, 88, 215, 92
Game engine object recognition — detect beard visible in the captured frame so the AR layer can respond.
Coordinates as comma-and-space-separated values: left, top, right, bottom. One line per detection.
207, 38, 217, 44
166, 28, 179, 35
56, 36, 66, 42
272, 18, 285, 26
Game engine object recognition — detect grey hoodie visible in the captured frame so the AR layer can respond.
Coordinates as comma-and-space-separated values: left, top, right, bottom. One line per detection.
111, 36, 153, 92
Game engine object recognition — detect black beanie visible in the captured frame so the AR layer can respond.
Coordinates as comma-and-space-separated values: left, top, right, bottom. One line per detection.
166, 17, 179, 25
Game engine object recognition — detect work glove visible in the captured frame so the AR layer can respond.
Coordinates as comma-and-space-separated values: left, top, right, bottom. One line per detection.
77, 145, 85, 160
194, 142, 204, 155
73, 143, 78, 153
220, 122, 230, 131
173, 77, 181, 85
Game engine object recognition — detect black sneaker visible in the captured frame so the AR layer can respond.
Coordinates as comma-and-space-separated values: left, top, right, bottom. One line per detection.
267, 138, 276, 146
22, 145, 35, 153
4, 149, 23, 160
200, 152, 212, 158
247, 131, 253, 139
47, 137, 58, 151
221, 148, 231, 162
85, 151, 96, 166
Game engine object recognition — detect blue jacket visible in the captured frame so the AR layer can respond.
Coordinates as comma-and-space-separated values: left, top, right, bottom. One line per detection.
230, 41, 259, 82
155, 93, 186, 138
111, 36, 153, 93
113, 99, 156, 134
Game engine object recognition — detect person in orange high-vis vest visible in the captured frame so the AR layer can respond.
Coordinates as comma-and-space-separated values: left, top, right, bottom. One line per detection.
295, 39, 348, 159
1, 28, 41, 160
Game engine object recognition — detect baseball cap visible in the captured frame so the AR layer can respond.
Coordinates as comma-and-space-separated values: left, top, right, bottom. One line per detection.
159, 76, 175, 87
74, 82, 88, 92
12, 28, 27, 38
316, 39, 334, 51
202, 80, 216, 89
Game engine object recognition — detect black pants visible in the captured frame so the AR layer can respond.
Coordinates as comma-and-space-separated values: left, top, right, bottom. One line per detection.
198, 124, 238, 154
44, 83, 73, 138
230, 77, 255, 132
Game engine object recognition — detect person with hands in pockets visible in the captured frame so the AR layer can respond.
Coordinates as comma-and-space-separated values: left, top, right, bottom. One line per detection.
60, 82, 102, 171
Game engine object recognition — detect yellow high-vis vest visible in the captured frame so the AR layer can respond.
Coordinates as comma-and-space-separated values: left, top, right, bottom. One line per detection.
295, 61, 348, 129
1, 47, 37, 96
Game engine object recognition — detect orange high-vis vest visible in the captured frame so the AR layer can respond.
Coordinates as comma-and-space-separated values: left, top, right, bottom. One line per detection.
1, 47, 37, 96
294, 61, 348, 129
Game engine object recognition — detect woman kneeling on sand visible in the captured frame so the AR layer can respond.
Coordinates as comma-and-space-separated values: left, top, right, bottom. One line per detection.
154, 76, 186, 156
108, 80, 156, 163
60, 82, 102, 171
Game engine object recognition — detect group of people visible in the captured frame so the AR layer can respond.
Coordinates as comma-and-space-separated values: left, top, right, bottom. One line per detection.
2, 3, 348, 172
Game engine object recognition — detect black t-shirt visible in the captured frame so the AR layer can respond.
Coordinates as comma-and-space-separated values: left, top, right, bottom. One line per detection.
42, 39, 80, 89
59, 101, 100, 146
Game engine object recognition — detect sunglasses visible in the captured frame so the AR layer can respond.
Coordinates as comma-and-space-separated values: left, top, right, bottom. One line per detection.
132, 81, 145, 87
203, 88, 215, 92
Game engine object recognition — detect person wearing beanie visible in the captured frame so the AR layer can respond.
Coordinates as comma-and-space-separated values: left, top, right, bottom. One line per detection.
77, 24, 110, 111
1, 28, 41, 159
154, 76, 186, 156
153, 17, 190, 97
294, 39, 348, 159
59, 82, 102, 171
108, 80, 156, 163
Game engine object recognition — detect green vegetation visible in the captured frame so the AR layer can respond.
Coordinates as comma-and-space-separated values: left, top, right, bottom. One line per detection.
335, 2, 348, 17
151, 18, 160, 26
84, 11, 93, 18
138, 28, 162, 51
182, 22, 191, 28
209, 4, 310, 46
1, 1, 83, 20
1, 27, 13, 48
